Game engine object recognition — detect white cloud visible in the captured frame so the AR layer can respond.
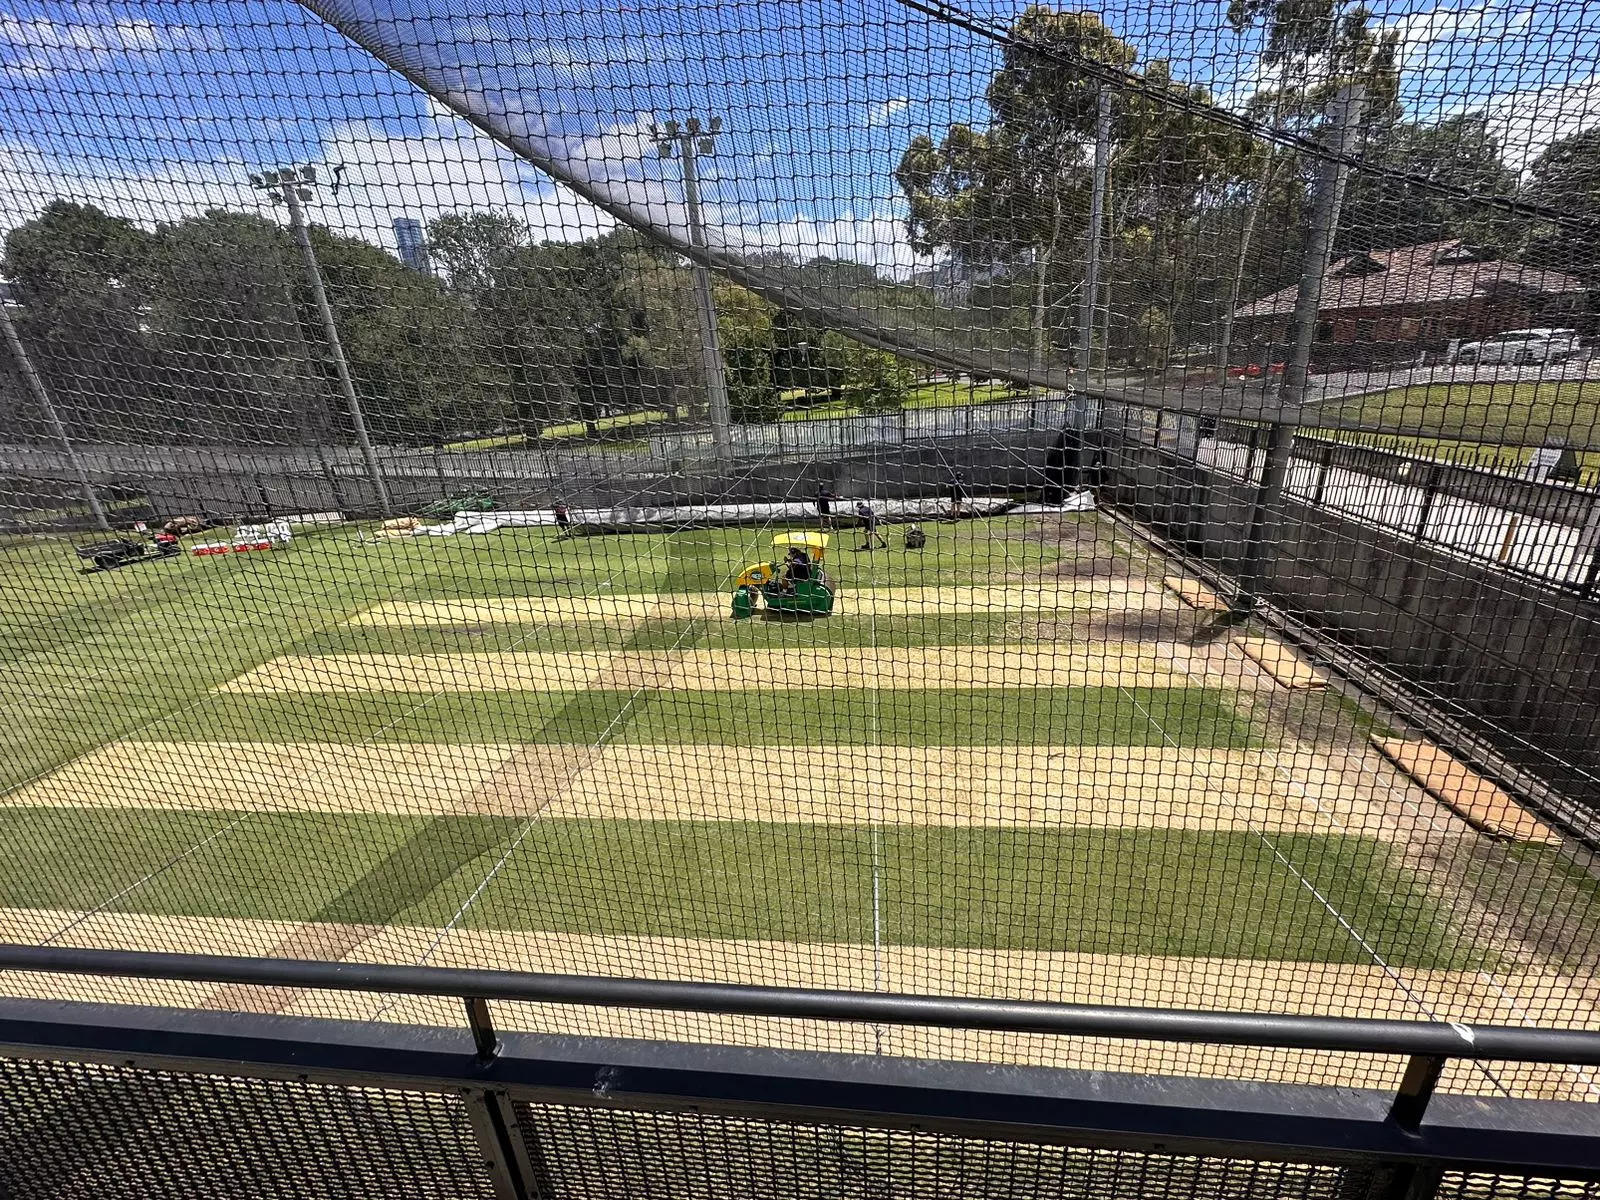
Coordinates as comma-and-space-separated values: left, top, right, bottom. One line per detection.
0, 107, 615, 253
516, 35, 684, 84
1382, 2, 1501, 63
734, 206, 931, 278
0, 12, 197, 77
0, 140, 255, 232
319, 109, 614, 247
865, 97, 911, 128
1476, 75, 1600, 171
0, 88, 926, 277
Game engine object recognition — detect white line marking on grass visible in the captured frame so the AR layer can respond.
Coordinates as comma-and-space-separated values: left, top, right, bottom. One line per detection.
371, 446, 818, 1020
27, 539, 506, 947
40, 821, 243, 946
0, 534, 441, 801
28, 505, 684, 953
1190, 629, 1600, 1099
1218, 634, 1600, 1099
962, 498, 1520, 1096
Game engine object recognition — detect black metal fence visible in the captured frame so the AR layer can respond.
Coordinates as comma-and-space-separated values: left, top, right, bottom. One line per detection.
1, 946, 1597, 1200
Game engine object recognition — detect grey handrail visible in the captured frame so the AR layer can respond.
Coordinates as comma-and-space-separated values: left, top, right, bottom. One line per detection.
4, 944, 1599, 1065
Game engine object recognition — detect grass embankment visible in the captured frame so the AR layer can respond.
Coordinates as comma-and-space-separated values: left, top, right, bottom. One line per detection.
445, 409, 671, 450
1319, 380, 1600, 484
445, 379, 1028, 447
780, 379, 1021, 421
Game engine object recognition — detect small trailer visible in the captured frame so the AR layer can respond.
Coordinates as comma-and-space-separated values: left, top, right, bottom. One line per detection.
75, 535, 180, 573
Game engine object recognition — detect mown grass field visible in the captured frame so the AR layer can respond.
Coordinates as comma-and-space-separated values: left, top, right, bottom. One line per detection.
1320, 380, 1600, 483
778, 379, 1021, 421
0, 514, 1517, 974
440, 380, 1026, 449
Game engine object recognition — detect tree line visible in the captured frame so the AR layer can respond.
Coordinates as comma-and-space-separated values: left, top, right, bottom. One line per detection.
895, 3, 1597, 373
0, 202, 930, 447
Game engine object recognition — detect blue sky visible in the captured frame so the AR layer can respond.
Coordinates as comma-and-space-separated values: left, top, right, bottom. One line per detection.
0, 0, 1596, 272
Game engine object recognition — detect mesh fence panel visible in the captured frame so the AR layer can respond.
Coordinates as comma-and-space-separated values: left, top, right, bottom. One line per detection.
1, 0, 1599, 1101
0, 1056, 496, 1199
513, 1100, 1379, 1200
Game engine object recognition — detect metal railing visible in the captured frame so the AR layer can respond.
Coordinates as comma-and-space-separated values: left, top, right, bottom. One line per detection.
0, 945, 1597, 1200
1101, 401, 1600, 595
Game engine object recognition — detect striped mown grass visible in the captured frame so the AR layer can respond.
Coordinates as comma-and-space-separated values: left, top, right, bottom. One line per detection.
295, 613, 1022, 656
219, 644, 1204, 694
0, 807, 1472, 966
10, 742, 1394, 833
0, 516, 1092, 793
350, 582, 1160, 627
154, 687, 1261, 747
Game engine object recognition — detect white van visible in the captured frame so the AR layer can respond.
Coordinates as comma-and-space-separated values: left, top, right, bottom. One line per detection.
1451, 328, 1580, 366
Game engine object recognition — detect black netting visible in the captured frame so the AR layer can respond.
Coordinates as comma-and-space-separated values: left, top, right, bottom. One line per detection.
1, 0, 1598, 1103
0, 1056, 495, 1200
1438, 1172, 1600, 1200
513, 1100, 1378, 1200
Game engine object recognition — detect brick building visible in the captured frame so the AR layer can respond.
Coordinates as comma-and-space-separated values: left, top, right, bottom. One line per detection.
1232, 240, 1591, 369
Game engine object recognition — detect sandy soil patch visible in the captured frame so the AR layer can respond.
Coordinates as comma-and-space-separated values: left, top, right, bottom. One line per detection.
351, 582, 1172, 627
1374, 737, 1562, 846
1163, 576, 1231, 612
220, 644, 1205, 694
1234, 638, 1329, 689
4, 741, 525, 816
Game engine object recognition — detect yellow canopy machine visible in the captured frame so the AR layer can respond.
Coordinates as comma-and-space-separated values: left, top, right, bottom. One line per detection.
732, 532, 835, 618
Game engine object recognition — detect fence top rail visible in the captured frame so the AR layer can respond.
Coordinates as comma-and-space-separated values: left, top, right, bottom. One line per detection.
4, 944, 1599, 1066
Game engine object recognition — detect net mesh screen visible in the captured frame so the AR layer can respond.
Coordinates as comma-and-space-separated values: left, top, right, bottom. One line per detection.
1, 0, 1599, 1102
0, 1056, 496, 1199
513, 1100, 1377, 1200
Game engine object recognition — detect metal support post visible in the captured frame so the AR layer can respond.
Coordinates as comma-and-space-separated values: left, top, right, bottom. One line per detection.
278, 179, 392, 516
461, 1085, 543, 1200
1413, 464, 1441, 542
652, 118, 732, 470
465, 995, 501, 1063
1388, 1053, 1446, 1131
1577, 492, 1600, 597
1075, 85, 1113, 399
0, 299, 110, 530
1311, 443, 1335, 508
1234, 83, 1365, 614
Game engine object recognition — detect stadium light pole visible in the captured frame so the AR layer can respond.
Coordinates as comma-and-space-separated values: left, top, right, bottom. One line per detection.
0, 298, 110, 530
651, 117, 733, 469
251, 165, 392, 516
1074, 84, 1113, 399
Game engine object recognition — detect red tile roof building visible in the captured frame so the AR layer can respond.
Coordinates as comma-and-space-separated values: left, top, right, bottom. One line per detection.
1232, 241, 1590, 367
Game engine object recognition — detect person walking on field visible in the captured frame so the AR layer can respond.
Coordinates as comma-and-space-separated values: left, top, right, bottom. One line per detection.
815, 483, 836, 529
855, 500, 887, 551
946, 471, 969, 520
